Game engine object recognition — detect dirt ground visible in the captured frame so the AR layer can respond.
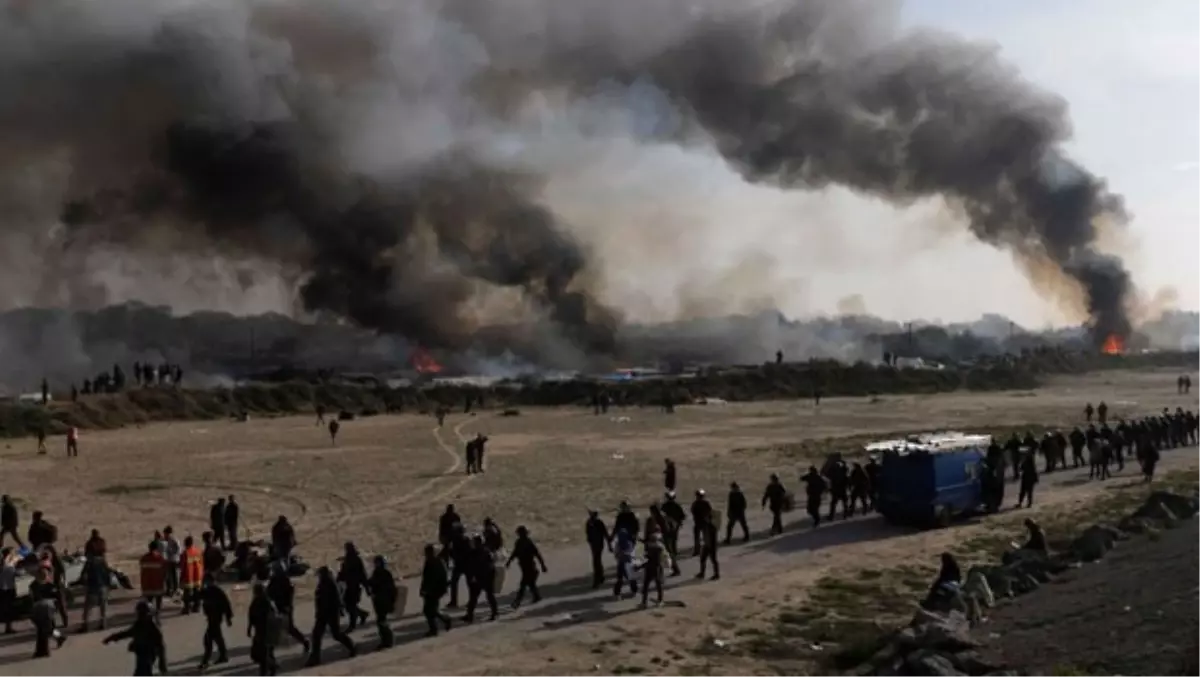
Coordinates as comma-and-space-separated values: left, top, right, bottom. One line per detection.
979, 518, 1199, 675
0, 367, 1194, 675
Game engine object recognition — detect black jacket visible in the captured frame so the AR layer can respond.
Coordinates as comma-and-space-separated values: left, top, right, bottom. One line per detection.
661, 500, 686, 528
421, 558, 449, 599
314, 578, 343, 618
224, 501, 239, 527
201, 585, 233, 623
727, 489, 747, 517
690, 498, 713, 525
338, 553, 370, 591
762, 482, 787, 510
368, 567, 398, 613
266, 572, 295, 612
0, 502, 16, 530
585, 516, 610, 547
614, 511, 639, 538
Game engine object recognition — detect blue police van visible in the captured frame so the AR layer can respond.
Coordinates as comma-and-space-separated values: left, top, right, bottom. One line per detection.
869, 432, 991, 528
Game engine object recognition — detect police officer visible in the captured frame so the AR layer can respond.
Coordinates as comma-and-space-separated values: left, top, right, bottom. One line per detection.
725, 482, 749, 545
689, 490, 713, 557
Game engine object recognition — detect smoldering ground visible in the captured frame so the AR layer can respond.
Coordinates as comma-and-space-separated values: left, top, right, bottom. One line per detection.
0, 0, 1136, 372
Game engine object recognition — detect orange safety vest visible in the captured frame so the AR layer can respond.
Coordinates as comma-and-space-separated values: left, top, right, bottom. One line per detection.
180, 545, 204, 590
139, 551, 166, 596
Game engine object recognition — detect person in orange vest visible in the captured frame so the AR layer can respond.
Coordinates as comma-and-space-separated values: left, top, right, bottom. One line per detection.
180, 536, 204, 615
66, 427, 79, 457
139, 541, 167, 614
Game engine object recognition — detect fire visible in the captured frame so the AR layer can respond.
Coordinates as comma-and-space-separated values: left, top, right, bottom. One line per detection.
1101, 334, 1125, 355
411, 347, 443, 374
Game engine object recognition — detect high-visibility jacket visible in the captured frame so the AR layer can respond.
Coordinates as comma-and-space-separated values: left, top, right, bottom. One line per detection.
139, 551, 167, 596
181, 545, 204, 590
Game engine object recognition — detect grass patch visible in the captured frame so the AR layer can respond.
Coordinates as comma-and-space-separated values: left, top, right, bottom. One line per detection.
95, 483, 169, 496
735, 469, 1200, 673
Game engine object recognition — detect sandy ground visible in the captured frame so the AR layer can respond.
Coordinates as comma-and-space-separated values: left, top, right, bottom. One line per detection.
0, 367, 1194, 675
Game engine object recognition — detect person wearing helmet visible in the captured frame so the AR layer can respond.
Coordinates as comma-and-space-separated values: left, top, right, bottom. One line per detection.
102, 599, 165, 675
801, 467, 826, 528
368, 555, 398, 649
198, 573, 232, 670
248, 582, 279, 676
614, 501, 639, 538
725, 482, 749, 544
307, 566, 356, 667
266, 563, 309, 653
463, 536, 498, 623
689, 490, 713, 557
420, 544, 453, 637
763, 473, 788, 534
506, 526, 547, 608
337, 542, 371, 632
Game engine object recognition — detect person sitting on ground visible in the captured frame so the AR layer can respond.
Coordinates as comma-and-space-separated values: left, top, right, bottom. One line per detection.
923, 552, 962, 608
1020, 518, 1048, 556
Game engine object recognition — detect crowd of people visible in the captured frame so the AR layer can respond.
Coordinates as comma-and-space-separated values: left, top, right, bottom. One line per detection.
4, 390, 1196, 675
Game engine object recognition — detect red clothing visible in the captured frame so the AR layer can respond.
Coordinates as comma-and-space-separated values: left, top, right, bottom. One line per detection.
139, 551, 166, 596
180, 545, 203, 591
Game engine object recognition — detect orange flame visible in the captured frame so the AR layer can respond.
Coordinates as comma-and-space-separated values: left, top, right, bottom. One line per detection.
1101, 334, 1125, 355
411, 347, 443, 374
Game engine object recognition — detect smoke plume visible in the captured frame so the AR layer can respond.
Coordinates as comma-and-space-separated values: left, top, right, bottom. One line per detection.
0, 0, 1135, 366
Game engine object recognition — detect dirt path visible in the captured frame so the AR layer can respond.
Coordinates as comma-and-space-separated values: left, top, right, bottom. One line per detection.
3, 441, 1194, 676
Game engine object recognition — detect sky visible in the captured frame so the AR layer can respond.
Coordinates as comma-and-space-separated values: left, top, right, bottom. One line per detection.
565, 0, 1200, 330
851, 0, 1200, 326
3, 1, 1193, 333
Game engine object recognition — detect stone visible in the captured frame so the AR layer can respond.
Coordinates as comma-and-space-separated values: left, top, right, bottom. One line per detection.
1135, 491, 1199, 522
950, 651, 1001, 675
909, 610, 977, 652
904, 649, 966, 676
1117, 515, 1160, 535
963, 571, 995, 609
1132, 492, 1180, 528
1069, 524, 1120, 562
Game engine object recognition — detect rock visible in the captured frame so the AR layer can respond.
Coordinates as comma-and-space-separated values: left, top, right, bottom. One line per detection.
976, 566, 1015, 599
1068, 524, 1121, 562
909, 610, 977, 652
963, 571, 995, 609
904, 649, 966, 676
894, 626, 920, 649
1117, 514, 1160, 535
1142, 492, 1190, 518
950, 651, 1001, 675
1132, 492, 1180, 528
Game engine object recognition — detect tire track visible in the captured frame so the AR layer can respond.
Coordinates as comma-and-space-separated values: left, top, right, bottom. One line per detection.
307, 417, 476, 531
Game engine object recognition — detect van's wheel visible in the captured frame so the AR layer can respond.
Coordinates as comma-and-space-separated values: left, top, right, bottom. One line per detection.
934, 504, 952, 529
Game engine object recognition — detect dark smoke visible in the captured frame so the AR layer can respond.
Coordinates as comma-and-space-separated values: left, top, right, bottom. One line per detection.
456, 0, 1135, 342
0, 0, 1136, 366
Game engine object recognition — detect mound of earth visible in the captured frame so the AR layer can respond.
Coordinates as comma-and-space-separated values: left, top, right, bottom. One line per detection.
977, 519, 1199, 675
